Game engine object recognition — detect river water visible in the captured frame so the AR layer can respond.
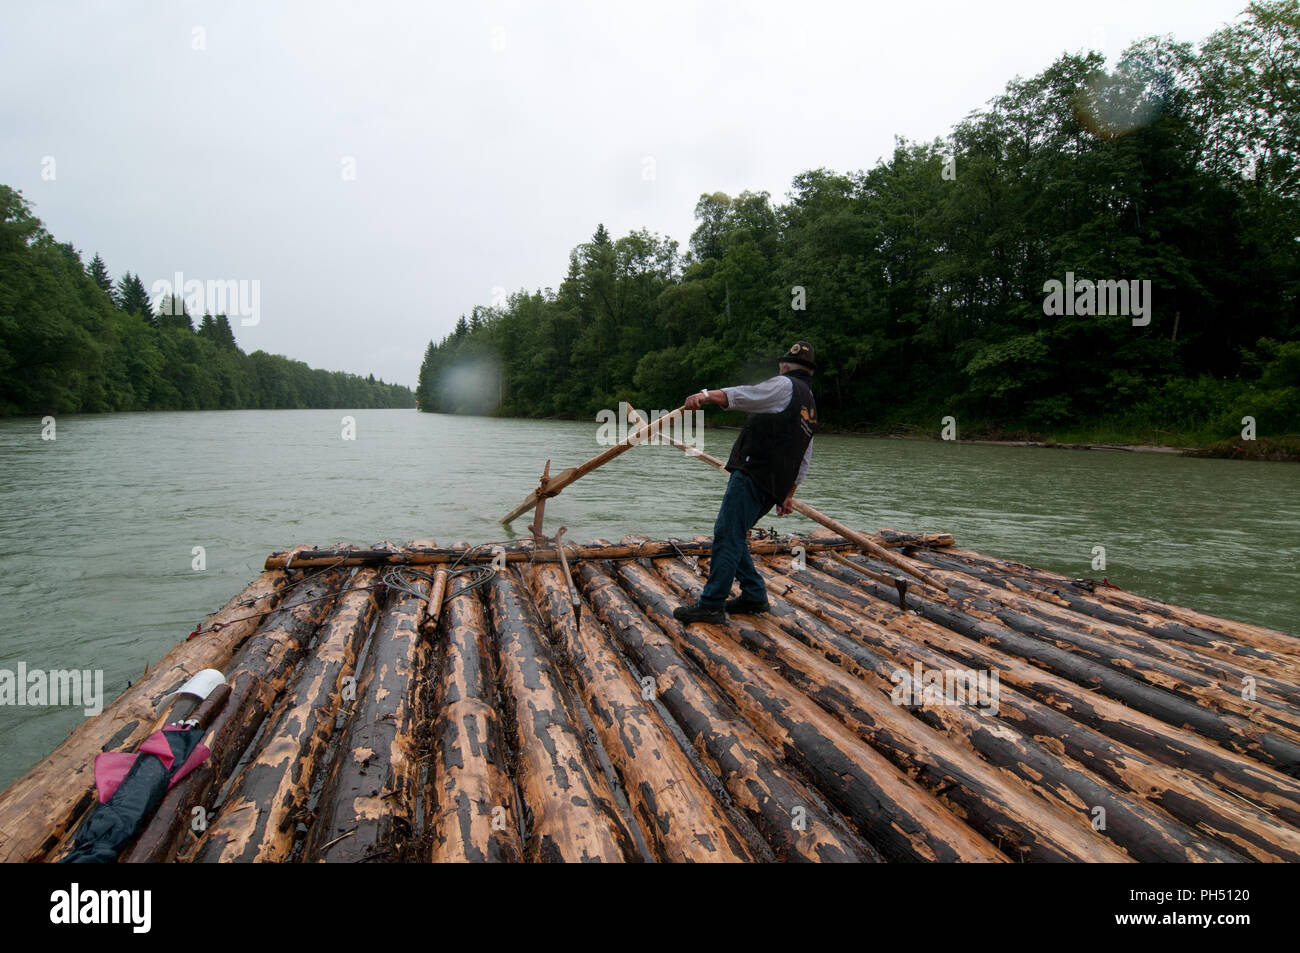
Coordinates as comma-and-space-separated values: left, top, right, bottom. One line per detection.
0, 408, 1296, 789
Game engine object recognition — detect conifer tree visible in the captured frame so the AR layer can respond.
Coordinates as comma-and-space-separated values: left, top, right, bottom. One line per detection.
115, 272, 154, 324
86, 253, 115, 299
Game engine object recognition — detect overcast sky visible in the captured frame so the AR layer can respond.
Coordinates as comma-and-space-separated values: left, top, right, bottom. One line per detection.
1, 0, 1249, 388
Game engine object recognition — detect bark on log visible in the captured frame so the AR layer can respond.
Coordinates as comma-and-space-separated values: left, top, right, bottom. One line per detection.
193, 569, 381, 862
911, 550, 1300, 682
754, 561, 1249, 862
0, 562, 298, 863
426, 570, 523, 862
904, 557, 1300, 734
576, 560, 882, 862
305, 547, 436, 863
484, 568, 638, 862
777, 555, 1300, 841
648, 557, 1128, 862
607, 558, 1005, 862
942, 547, 1300, 659
833, 553, 1300, 776
522, 563, 760, 862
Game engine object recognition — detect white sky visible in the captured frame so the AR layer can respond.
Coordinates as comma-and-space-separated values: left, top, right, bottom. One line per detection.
0, 0, 1250, 388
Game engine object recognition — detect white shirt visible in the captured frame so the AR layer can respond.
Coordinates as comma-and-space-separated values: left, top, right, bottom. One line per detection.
720, 375, 815, 486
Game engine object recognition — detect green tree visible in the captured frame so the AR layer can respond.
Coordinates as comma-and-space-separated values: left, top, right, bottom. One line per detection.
86, 253, 115, 299
115, 273, 154, 323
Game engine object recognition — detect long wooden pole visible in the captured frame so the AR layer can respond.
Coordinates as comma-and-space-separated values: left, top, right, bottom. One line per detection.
499, 405, 688, 525
624, 406, 945, 594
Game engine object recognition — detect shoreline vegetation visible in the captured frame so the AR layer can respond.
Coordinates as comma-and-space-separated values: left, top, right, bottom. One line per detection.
417, 4, 1300, 466
833, 422, 1300, 461
0, 186, 413, 416
459, 406, 1300, 461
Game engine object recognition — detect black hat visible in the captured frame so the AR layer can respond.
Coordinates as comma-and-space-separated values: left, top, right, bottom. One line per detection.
781, 340, 815, 369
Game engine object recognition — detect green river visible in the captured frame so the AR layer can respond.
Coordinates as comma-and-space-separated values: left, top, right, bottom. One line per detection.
0, 408, 1296, 790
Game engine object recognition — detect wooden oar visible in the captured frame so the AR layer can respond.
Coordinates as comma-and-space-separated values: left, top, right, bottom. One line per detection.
624, 406, 946, 595
499, 405, 688, 525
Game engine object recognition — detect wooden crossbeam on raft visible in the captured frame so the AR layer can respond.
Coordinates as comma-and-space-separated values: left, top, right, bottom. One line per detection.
261, 534, 953, 571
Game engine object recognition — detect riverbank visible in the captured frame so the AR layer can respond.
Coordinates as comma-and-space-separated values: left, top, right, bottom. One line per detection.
416, 407, 1300, 462
828, 422, 1300, 462
884, 435, 1299, 462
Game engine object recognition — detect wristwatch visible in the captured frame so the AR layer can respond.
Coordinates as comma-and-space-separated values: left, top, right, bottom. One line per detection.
699, 388, 709, 400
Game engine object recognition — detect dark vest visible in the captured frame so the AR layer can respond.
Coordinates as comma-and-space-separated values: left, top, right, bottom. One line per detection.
725, 369, 817, 504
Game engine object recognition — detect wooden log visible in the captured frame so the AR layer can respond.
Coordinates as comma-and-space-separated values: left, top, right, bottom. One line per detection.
191, 569, 381, 862
499, 405, 689, 525
903, 555, 1300, 729
785, 555, 1300, 834
909, 549, 1300, 683
749, 562, 1248, 862
213, 568, 351, 738
942, 547, 1300, 658
607, 558, 1006, 862
263, 537, 856, 570
833, 552, 1300, 776
969, 596, 1300, 739
646, 556, 1127, 862
830, 549, 1300, 779
484, 568, 637, 862
762, 556, 1300, 862
0, 562, 299, 863
877, 528, 955, 549
304, 548, 437, 863
576, 560, 882, 862
523, 563, 760, 862
426, 569, 523, 862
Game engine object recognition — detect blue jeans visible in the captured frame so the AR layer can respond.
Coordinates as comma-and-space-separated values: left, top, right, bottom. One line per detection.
699, 470, 775, 607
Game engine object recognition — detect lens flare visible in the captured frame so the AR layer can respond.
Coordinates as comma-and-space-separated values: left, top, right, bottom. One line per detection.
439, 355, 503, 415
1073, 72, 1163, 138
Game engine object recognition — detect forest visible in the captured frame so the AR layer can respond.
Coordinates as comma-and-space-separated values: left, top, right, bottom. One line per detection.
0, 188, 413, 415
416, 2, 1299, 450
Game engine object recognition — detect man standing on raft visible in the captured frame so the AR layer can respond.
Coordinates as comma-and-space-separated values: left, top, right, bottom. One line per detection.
673, 341, 818, 624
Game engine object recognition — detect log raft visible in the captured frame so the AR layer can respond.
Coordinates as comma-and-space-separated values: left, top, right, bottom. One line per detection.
2, 527, 1297, 863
